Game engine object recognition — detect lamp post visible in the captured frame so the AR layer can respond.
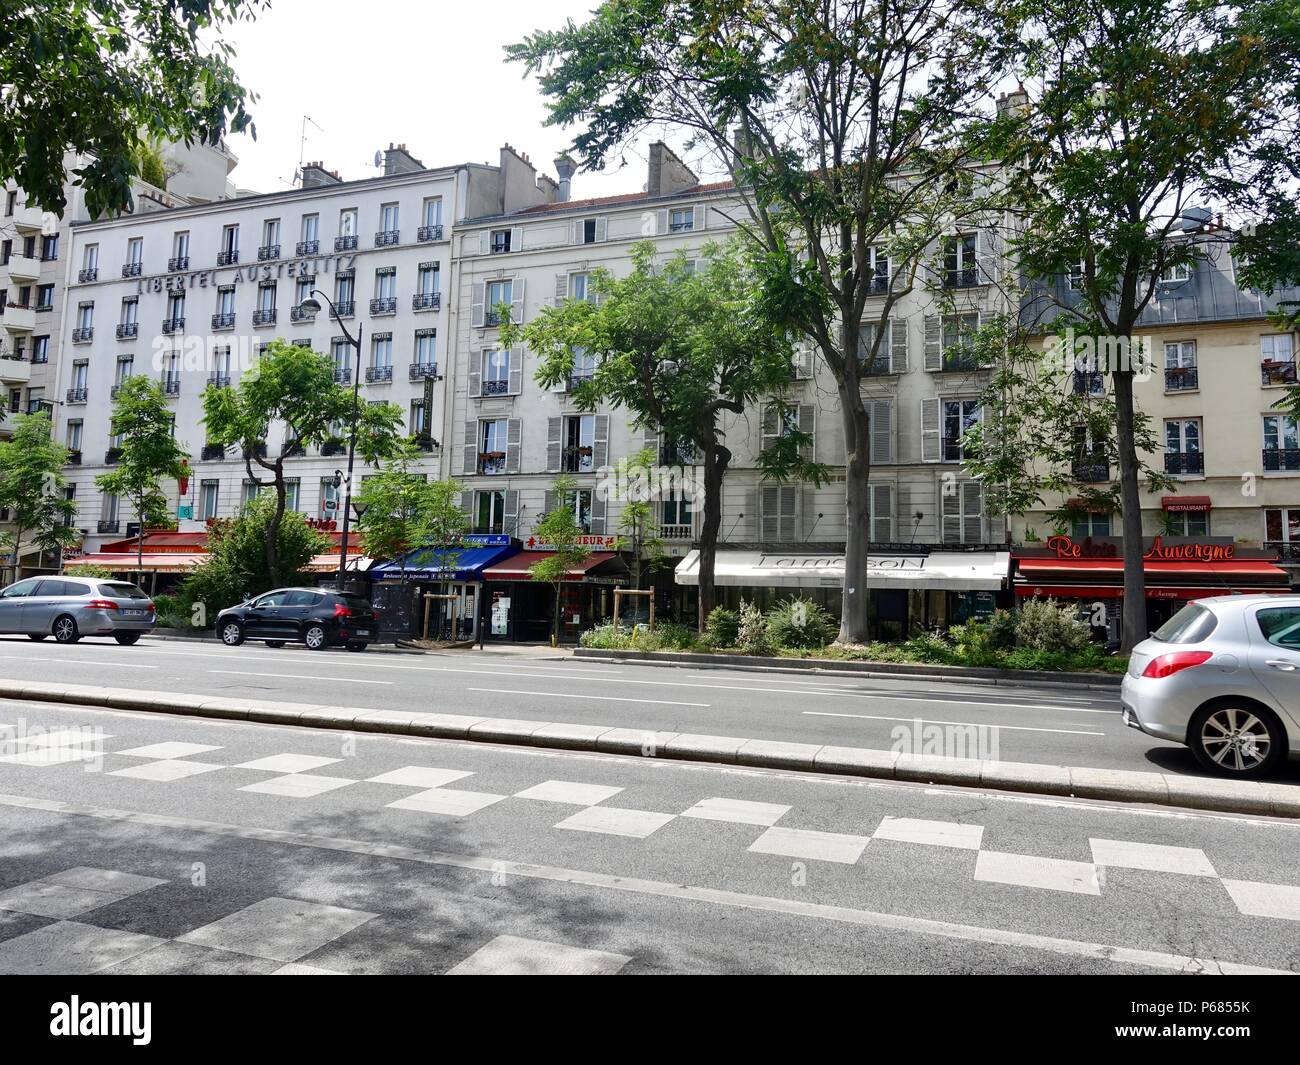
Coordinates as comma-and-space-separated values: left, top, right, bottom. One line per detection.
297, 290, 362, 592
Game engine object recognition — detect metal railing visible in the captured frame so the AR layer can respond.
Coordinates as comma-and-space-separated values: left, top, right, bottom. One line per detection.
333, 300, 355, 317
412, 292, 440, 311
365, 365, 393, 383
78, 268, 98, 283
369, 296, 397, 315
216, 249, 239, 266
335, 235, 358, 252
477, 452, 507, 474
97, 520, 120, 533
211, 312, 235, 330
1261, 361, 1297, 387
1072, 370, 1104, 394
375, 229, 400, 247
290, 305, 315, 322
66, 387, 88, 404
1263, 448, 1300, 472
1073, 460, 1111, 481
417, 224, 443, 242
1165, 451, 1204, 474
161, 317, 185, 334
258, 244, 280, 261
201, 443, 225, 460
121, 262, 142, 278
296, 240, 319, 256
1165, 366, 1198, 391
71, 327, 93, 343
116, 322, 138, 339
482, 379, 509, 396
167, 256, 189, 272
408, 362, 438, 380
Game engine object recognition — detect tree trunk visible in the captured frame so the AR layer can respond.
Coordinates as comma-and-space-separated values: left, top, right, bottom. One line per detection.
696, 443, 730, 632
136, 495, 145, 574
1113, 369, 1147, 652
837, 319, 872, 644
552, 581, 562, 643
263, 460, 286, 587
11, 527, 22, 583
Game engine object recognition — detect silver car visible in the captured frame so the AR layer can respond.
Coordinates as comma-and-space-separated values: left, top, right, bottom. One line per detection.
0, 576, 156, 644
1121, 595, 1300, 777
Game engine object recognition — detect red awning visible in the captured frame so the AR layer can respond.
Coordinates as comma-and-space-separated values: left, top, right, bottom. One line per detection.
483, 551, 618, 581
67, 552, 208, 573
1015, 584, 1291, 600
1161, 495, 1212, 511
1016, 557, 1288, 578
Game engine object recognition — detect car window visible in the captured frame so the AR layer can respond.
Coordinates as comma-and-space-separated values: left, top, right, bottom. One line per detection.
0, 578, 41, 598
1255, 607, 1300, 648
34, 579, 74, 596
340, 595, 373, 613
61, 581, 89, 597
255, 591, 291, 607
98, 582, 148, 599
1151, 603, 1217, 644
285, 591, 321, 607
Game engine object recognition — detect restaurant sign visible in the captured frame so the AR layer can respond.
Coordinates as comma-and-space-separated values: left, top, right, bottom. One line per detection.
1026, 535, 1264, 562
525, 534, 618, 550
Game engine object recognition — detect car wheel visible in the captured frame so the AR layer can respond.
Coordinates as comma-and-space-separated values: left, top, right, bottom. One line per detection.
27, 634, 46, 641
1188, 700, 1285, 778
345, 642, 367, 652
52, 615, 80, 644
114, 632, 141, 646
219, 620, 245, 647
265, 640, 285, 648
303, 624, 327, 650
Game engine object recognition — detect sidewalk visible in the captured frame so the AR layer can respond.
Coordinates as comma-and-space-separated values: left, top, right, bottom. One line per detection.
146, 632, 574, 659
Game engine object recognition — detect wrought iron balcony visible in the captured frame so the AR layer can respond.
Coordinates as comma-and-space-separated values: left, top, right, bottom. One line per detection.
296, 239, 319, 256
282, 439, 305, 458
335, 235, 358, 252
365, 365, 393, 384
290, 305, 315, 322
66, 450, 82, 466
484, 308, 509, 327
110, 383, 125, 399
71, 327, 93, 343
258, 244, 280, 261
369, 297, 397, 315
412, 292, 441, 311
66, 387, 88, 404
668, 219, 694, 232
321, 440, 346, 457
375, 229, 400, 247
1265, 540, 1300, 560
408, 362, 438, 381
482, 379, 509, 396
116, 322, 138, 340
333, 366, 352, 384
216, 249, 239, 266
568, 372, 595, 392
121, 262, 142, 278
659, 445, 698, 466
242, 443, 268, 460
201, 443, 225, 460
1263, 447, 1300, 472
477, 452, 507, 475
78, 268, 98, 283
1165, 451, 1204, 475
97, 520, 120, 534
211, 312, 236, 330
411, 436, 436, 452
1072, 370, 1104, 394
944, 267, 979, 288
333, 299, 355, 317
1261, 360, 1297, 387
940, 351, 979, 372
209, 373, 231, 389
417, 224, 443, 242
163, 377, 181, 396
1072, 460, 1111, 482
167, 256, 189, 272
161, 317, 185, 334
562, 445, 595, 473
252, 308, 277, 326
1164, 366, 1198, 391
105, 447, 123, 464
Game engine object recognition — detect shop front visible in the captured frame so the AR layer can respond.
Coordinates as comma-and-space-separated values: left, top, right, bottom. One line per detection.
480, 541, 631, 642
1013, 534, 1292, 641
673, 548, 1010, 639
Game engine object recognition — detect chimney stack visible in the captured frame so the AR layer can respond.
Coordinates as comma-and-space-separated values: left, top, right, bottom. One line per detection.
647, 141, 698, 198
300, 161, 342, 188
996, 84, 1030, 117
554, 153, 577, 202
383, 143, 425, 176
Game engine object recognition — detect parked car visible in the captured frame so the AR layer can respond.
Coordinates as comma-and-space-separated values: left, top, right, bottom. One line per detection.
217, 588, 378, 651
0, 576, 156, 644
1121, 595, 1300, 777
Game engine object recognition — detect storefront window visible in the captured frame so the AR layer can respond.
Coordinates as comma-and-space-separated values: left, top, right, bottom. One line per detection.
477, 490, 505, 534
1070, 513, 1111, 538
1164, 510, 1208, 536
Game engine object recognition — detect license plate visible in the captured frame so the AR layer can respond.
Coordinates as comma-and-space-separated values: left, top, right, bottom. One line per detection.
124, 609, 145, 617
355, 630, 370, 636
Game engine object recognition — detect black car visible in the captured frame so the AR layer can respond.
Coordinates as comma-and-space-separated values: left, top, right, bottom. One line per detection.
217, 588, 378, 651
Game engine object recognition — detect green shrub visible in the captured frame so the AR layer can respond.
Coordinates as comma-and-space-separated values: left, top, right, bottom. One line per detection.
949, 620, 1002, 667
150, 592, 190, 629
985, 609, 1018, 650
644, 622, 696, 650
1002, 647, 1073, 671
903, 631, 956, 664
765, 597, 836, 650
703, 606, 740, 648
579, 623, 628, 649
737, 600, 771, 655
1013, 597, 1090, 654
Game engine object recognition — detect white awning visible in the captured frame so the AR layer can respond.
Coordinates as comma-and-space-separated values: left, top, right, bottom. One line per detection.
674, 550, 1010, 591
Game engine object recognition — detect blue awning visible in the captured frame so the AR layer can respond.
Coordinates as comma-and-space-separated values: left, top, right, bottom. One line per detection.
371, 542, 519, 581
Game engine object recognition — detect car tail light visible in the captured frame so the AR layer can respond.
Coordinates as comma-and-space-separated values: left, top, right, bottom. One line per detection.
143, 602, 155, 612
1141, 650, 1212, 679
84, 599, 119, 611
333, 603, 352, 619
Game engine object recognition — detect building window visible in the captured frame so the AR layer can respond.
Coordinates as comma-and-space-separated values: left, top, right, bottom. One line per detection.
479, 419, 508, 475
1160, 261, 1191, 283
409, 399, 428, 438
563, 414, 595, 473
300, 214, 319, 245
569, 272, 594, 303
31, 336, 49, 363
374, 268, 397, 299
942, 482, 984, 544
41, 234, 59, 261
284, 478, 300, 512
668, 207, 694, 232
582, 218, 599, 244
1266, 508, 1300, 549
868, 246, 890, 293
35, 284, 54, 309
200, 480, 219, 520
66, 420, 83, 452
335, 271, 354, 307
476, 490, 505, 534
418, 262, 440, 295
484, 278, 513, 325
414, 329, 436, 365
76, 302, 94, 331
941, 399, 980, 461
242, 480, 261, 507
1263, 414, 1300, 471
563, 489, 594, 533
760, 483, 799, 541
1066, 260, 1085, 290
944, 234, 979, 287
1164, 418, 1202, 475
940, 313, 980, 370
1261, 333, 1296, 387
319, 477, 340, 519
127, 237, 143, 266
1165, 509, 1208, 536
662, 490, 692, 528
489, 229, 512, 254
1070, 512, 1111, 538
481, 350, 509, 395
371, 333, 393, 369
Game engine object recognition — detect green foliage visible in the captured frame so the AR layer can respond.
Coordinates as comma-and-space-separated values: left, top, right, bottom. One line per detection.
2, 0, 265, 217
736, 600, 770, 656
148, 592, 190, 629
703, 606, 740, 648
529, 475, 594, 641
1013, 598, 1091, 654
902, 631, 957, 665
63, 562, 113, 579
0, 410, 78, 576
578, 620, 698, 652
134, 138, 167, 189
356, 439, 465, 570
765, 597, 836, 650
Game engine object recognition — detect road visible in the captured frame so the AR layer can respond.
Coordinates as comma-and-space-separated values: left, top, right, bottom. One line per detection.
0, 633, 1253, 778
1, 698, 1299, 974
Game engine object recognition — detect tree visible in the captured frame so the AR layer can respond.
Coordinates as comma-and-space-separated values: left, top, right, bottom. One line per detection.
616, 448, 666, 591
202, 339, 404, 588
95, 376, 190, 573
0, 411, 77, 581
529, 476, 593, 646
988, 0, 1300, 651
1, 0, 264, 217
356, 438, 468, 584
502, 241, 821, 630
510, 0, 1013, 643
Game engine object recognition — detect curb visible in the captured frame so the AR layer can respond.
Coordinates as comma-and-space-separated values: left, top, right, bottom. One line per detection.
574, 647, 1123, 691
2, 679, 1295, 819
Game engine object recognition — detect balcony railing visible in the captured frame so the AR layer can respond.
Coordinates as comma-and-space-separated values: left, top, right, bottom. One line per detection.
1073, 460, 1111, 482
944, 267, 979, 288
409, 362, 438, 381
375, 229, 400, 247
660, 445, 698, 466
161, 317, 185, 334
252, 308, 277, 326
110, 383, 126, 399
163, 377, 181, 396
121, 262, 142, 278
66, 387, 88, 404
167, 256, 189, 272
568, 372, 595, 392
209, 374, 231, 389
1165, 451, 1204, 475
201, 443, 225, 460
105, 447, 122, 464
289, 305, 315, 322
562, 446, 595, 473
369, 296, 397, 315
1265, 541, 1300, 560
417, 224, 444, 242
482, 379, 509, 396
296, 239, 319, 256
97, 520, 120, 534
66, 450, 82, 465
661, 524, 694, 540
71, 327, 93, 343
333, 366, 352, 384
116, 322, 138, 340
1263, 447, 1300, 472
1261, 360, 1297, 387
321, 440, 346, 457
411, 436, 435, 452
478, 452, 507, 475
335, 235, 358, 252
282, 440, 305, 458
485, 308, 509, 327
242, 443, 268, 460
333, 299, 355, 317
211, 312, 235, 330
861, 356, 895, 377
216, 249, 239, 266
1165, 366, 1198, 391
78, 268, 98, 283
1072, 370, 1103, 395
940, 351, 978, 372
258, 244, 280, 261
365, 365, 393, 383
412, 292, 441, 311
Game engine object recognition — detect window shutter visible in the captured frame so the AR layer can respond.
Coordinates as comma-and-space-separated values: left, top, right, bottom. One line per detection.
643, 424, 660, 456
656, 209, 669, 236
891, 319, 909, 372
697, 206, 709, 231
507, 348, 523, 395
462, 420, 478, 476
977, 229, 999, 285
471, 281, 485, 327
543, 490, 556, 518
798, 404, 815, 460
761, 405, 779, 450
923, 315, 942, 370
921, 397, 941, 462
962, 481, 984, 544
795, 344, 813, 379
870, 399, 893, 464
942, 483, 961, 543
509, 227, 522, 252
510, 278, 525, 324
546, 417, 562, 473
761, 484, 780, 540
895, 483, 911, 540
591, 492, 607, 534
554, 273, 569, 306
594, 217, 607, 243
593, 414, 610, 469
503, 489, 519, 534
458, 491, 474, 524
505, 419, 522, 474
569, 221, 580, 246
780, 485, 798, 541
870, 483, 893, 542
467, 354, 481, 399
478, 232, 488, 256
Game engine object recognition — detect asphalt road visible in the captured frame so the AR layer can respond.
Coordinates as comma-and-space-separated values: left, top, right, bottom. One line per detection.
1, 700, 1298, 974
0, 633, 1276, 779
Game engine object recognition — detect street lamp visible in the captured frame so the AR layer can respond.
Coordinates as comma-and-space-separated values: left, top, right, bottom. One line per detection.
298, 289, 362, 593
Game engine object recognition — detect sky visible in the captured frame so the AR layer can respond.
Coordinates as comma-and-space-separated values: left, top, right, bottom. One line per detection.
219, 0, 716, 201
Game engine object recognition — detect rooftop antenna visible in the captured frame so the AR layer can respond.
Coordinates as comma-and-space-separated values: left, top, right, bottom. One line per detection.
293, 114, 325, 187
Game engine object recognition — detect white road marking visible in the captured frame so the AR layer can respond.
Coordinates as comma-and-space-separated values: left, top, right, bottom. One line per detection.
207, 670, 388, 684
467, 687, 710, 707
1089, 837, 1218, 878
802, 710, 1106, 736
0, 656, 157, 669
